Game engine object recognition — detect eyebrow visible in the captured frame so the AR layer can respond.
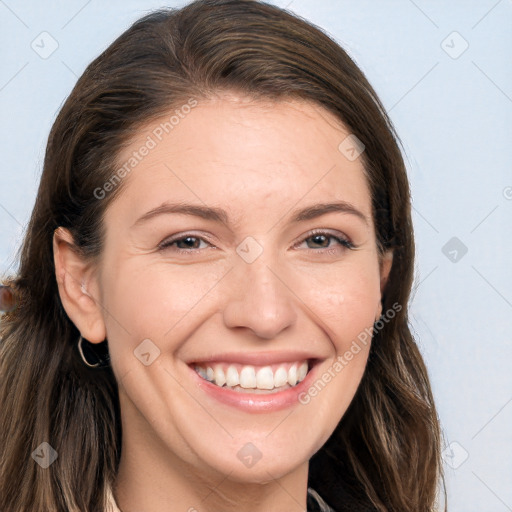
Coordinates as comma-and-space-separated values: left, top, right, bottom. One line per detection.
132, 200, 369, 228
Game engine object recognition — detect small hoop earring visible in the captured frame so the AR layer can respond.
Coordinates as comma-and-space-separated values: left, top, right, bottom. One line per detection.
77, 335, 110, 369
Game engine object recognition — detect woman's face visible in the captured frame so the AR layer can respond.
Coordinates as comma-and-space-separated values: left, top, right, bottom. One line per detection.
93, 92, 389, 483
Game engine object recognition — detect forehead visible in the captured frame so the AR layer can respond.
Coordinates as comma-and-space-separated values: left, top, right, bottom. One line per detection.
110, 93, 372, 225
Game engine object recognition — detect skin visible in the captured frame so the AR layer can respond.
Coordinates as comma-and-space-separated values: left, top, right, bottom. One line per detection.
54, 91, 392, 512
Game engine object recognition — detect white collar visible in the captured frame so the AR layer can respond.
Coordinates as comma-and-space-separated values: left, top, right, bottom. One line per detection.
105, 483, 121, 512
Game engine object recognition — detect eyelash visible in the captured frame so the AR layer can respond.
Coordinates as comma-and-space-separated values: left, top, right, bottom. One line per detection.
157, 229, 355, 255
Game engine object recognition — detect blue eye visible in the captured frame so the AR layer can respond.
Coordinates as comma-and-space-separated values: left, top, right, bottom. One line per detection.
296, 230, 355, 251
158, 229, 355, 255
158, 235, 211, 253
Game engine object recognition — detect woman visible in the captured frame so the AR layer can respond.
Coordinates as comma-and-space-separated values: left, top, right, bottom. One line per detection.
0, 1, 446, 510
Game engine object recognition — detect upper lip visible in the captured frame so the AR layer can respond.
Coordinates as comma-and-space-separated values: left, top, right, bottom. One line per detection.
186, 350, 323, 367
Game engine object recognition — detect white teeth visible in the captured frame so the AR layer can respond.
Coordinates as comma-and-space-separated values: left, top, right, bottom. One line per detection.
288, 364, 297, 386
214, 366, 226, 387
239, 366, 257, 388
225, 365, 239, 387
256, 366, 274, 390
194, 361, 310, 390
297, 361, 308, 382
273, 366, 288, 387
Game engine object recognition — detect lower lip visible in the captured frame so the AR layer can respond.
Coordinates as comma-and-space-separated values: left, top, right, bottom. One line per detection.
188, 362, 319, 413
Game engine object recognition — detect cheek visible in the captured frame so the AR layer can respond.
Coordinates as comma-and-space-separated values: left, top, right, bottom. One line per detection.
295, 259, 381, 349
101, 258, 226, 344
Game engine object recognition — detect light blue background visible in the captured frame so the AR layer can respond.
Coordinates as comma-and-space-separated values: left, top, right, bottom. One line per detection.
1, 1, 511, 510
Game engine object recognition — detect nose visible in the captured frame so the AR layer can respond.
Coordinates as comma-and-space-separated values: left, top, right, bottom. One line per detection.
222, 254, 298, 340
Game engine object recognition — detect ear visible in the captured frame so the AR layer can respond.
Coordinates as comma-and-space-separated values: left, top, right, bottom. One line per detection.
375, 250, 393, 320
53, 227, 106, 344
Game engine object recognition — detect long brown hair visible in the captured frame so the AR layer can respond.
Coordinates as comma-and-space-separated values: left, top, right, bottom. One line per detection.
0, 1, 446, 510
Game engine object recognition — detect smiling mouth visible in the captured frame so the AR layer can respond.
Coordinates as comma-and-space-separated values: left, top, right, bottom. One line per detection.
191, 360, 312, 394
